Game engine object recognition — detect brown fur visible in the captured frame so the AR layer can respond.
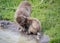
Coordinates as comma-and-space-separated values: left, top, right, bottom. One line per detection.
25, 17, 41, 35
14, 1, 32, 31
14, 1, 31, 19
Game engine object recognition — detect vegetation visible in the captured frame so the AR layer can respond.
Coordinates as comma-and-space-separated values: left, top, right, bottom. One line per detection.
0, 0, 60, 43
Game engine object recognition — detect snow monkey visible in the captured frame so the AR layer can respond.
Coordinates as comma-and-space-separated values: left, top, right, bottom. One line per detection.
25, 17, 41, 35
14, 1, 32, 32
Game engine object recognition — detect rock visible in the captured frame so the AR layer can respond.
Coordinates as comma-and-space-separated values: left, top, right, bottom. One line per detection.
38, 34, 50, 43
0, 20, 50, 43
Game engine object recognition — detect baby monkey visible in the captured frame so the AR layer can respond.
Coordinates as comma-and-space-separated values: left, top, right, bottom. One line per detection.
26, 17, 41, 35
22, 17, 42, 40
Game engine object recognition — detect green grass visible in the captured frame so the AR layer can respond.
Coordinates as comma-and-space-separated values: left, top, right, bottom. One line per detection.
0, 0, 60, 43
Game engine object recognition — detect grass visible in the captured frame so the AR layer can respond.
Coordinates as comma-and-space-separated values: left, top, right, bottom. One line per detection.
0, 0, 60, 43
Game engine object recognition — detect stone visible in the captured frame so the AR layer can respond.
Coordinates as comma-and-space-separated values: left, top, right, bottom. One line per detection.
0, 20, 50, 43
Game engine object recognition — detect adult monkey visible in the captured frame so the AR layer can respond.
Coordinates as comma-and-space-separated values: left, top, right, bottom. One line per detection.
14, 1, 32, 32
